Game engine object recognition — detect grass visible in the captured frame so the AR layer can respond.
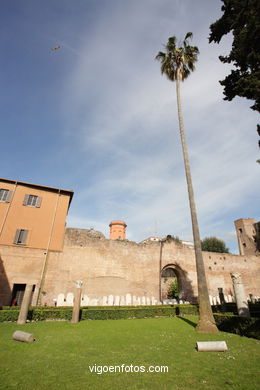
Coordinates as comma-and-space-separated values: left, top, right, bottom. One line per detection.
0, 316, 259, 390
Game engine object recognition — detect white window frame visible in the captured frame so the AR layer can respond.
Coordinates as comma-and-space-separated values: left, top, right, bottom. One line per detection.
13, 229, 29, 245
0, 188, 13, 202
23, 194, 42, 208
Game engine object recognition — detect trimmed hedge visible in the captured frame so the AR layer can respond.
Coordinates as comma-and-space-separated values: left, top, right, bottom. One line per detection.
211, 302, 260, 317
81, 305, 198, 320
0, 304, 198, 322
0, 310, 19, 322
1, 306, 259, 340
214, 313, 260, 339
0, 309, 72, 322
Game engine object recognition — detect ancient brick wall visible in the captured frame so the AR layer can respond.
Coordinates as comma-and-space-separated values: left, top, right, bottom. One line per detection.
1, 227, 259, 307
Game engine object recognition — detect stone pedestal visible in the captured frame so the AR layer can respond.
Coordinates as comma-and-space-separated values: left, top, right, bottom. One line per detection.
231, 273, 250, 317
17, 284, 33, 324
71, 281, 83, 323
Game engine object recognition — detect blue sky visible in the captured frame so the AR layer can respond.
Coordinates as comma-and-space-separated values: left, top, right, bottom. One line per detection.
1, 0, 259, 252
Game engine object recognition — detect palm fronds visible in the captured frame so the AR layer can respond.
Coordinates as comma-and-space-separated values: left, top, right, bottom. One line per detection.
155, 33, 199, 81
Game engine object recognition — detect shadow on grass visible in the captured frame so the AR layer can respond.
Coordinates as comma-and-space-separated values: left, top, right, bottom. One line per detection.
177, 316, 197, 328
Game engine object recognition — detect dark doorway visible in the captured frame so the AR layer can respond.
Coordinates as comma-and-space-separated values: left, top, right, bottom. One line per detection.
11, 284, 35, 306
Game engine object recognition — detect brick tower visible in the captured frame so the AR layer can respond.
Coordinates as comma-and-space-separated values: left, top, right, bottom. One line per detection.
234, 218, 257, 255
109, 221, 127, 240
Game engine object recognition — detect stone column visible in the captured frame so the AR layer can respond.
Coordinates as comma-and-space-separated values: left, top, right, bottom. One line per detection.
71, 281, 83, 323
230, 273, 250, 317
17, 284, 33, 324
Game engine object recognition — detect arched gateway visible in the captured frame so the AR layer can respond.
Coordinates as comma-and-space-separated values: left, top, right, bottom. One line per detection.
161, 264, 185, 301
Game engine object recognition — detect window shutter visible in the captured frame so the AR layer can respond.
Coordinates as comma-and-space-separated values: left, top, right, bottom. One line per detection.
23, 194, 29, 206
36, 196, 42, 208
5, 190, 13, 203
21, 230, 28, 244
13, 230, 20, 244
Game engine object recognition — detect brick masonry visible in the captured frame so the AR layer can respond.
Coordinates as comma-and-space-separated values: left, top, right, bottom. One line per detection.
1, 227, 259, 306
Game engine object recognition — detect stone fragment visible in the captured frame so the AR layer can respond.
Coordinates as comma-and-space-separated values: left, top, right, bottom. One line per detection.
196, 341, 228, 352
13, 330, 35, 343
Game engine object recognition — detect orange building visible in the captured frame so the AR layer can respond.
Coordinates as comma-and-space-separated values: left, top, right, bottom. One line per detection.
0, 178, 73, 305
0, 178, 73, 251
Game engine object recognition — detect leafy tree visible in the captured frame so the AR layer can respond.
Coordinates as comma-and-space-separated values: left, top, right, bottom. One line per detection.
201, 237, 230, 253
167, 279, 179, 299
156, 33, 218, 333
209, 0, 260, 112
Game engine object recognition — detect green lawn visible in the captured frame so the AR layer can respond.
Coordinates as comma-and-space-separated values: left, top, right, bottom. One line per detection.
0, 316, 259, 390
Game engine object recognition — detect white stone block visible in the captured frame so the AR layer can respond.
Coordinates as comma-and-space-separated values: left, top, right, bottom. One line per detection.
57, 293, 65, 306
114, 296, 120, 306
108, 295, 114, 306
196, 341, 228, 352
67, 292, 74, 306
125, 293, 132, 305
82, 295, 89, 306
102, 296, 108, 306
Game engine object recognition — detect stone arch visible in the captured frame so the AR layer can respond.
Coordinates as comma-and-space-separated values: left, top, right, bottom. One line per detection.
161, 264, 185, 300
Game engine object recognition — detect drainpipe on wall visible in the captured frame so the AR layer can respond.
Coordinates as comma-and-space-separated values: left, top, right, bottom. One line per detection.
0, 181, 18, 238
36, 189, 61, 306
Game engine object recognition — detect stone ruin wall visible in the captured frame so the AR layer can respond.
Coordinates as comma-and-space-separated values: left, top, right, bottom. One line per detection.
42, 228, 260, 307
0, 227, 259, 306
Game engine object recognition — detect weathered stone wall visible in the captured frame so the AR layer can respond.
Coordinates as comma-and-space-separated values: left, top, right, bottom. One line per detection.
43, 228, 260, 306
1, 227, 259, 307
0, 245, 45, 305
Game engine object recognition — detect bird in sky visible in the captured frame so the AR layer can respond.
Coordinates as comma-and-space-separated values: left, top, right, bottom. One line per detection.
51, 46, 61, 51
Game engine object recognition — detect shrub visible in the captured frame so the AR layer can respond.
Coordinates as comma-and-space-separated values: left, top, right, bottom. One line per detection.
0, 304, 198, 322
0, 310, 19, 322
167, 279, 179, 299
30, 309, 72, 321
214, 314, 260, 339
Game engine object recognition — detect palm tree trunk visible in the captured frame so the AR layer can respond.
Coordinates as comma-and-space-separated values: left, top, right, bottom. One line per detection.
176, 70, 218, 333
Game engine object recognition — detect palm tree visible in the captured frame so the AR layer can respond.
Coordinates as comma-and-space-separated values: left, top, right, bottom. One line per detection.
156, 33, 218, 333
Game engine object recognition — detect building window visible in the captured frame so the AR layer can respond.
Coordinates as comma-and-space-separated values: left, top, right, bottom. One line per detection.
13, 229, 29, 245
23, 194, 42, 208
0, 189, 13, 202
